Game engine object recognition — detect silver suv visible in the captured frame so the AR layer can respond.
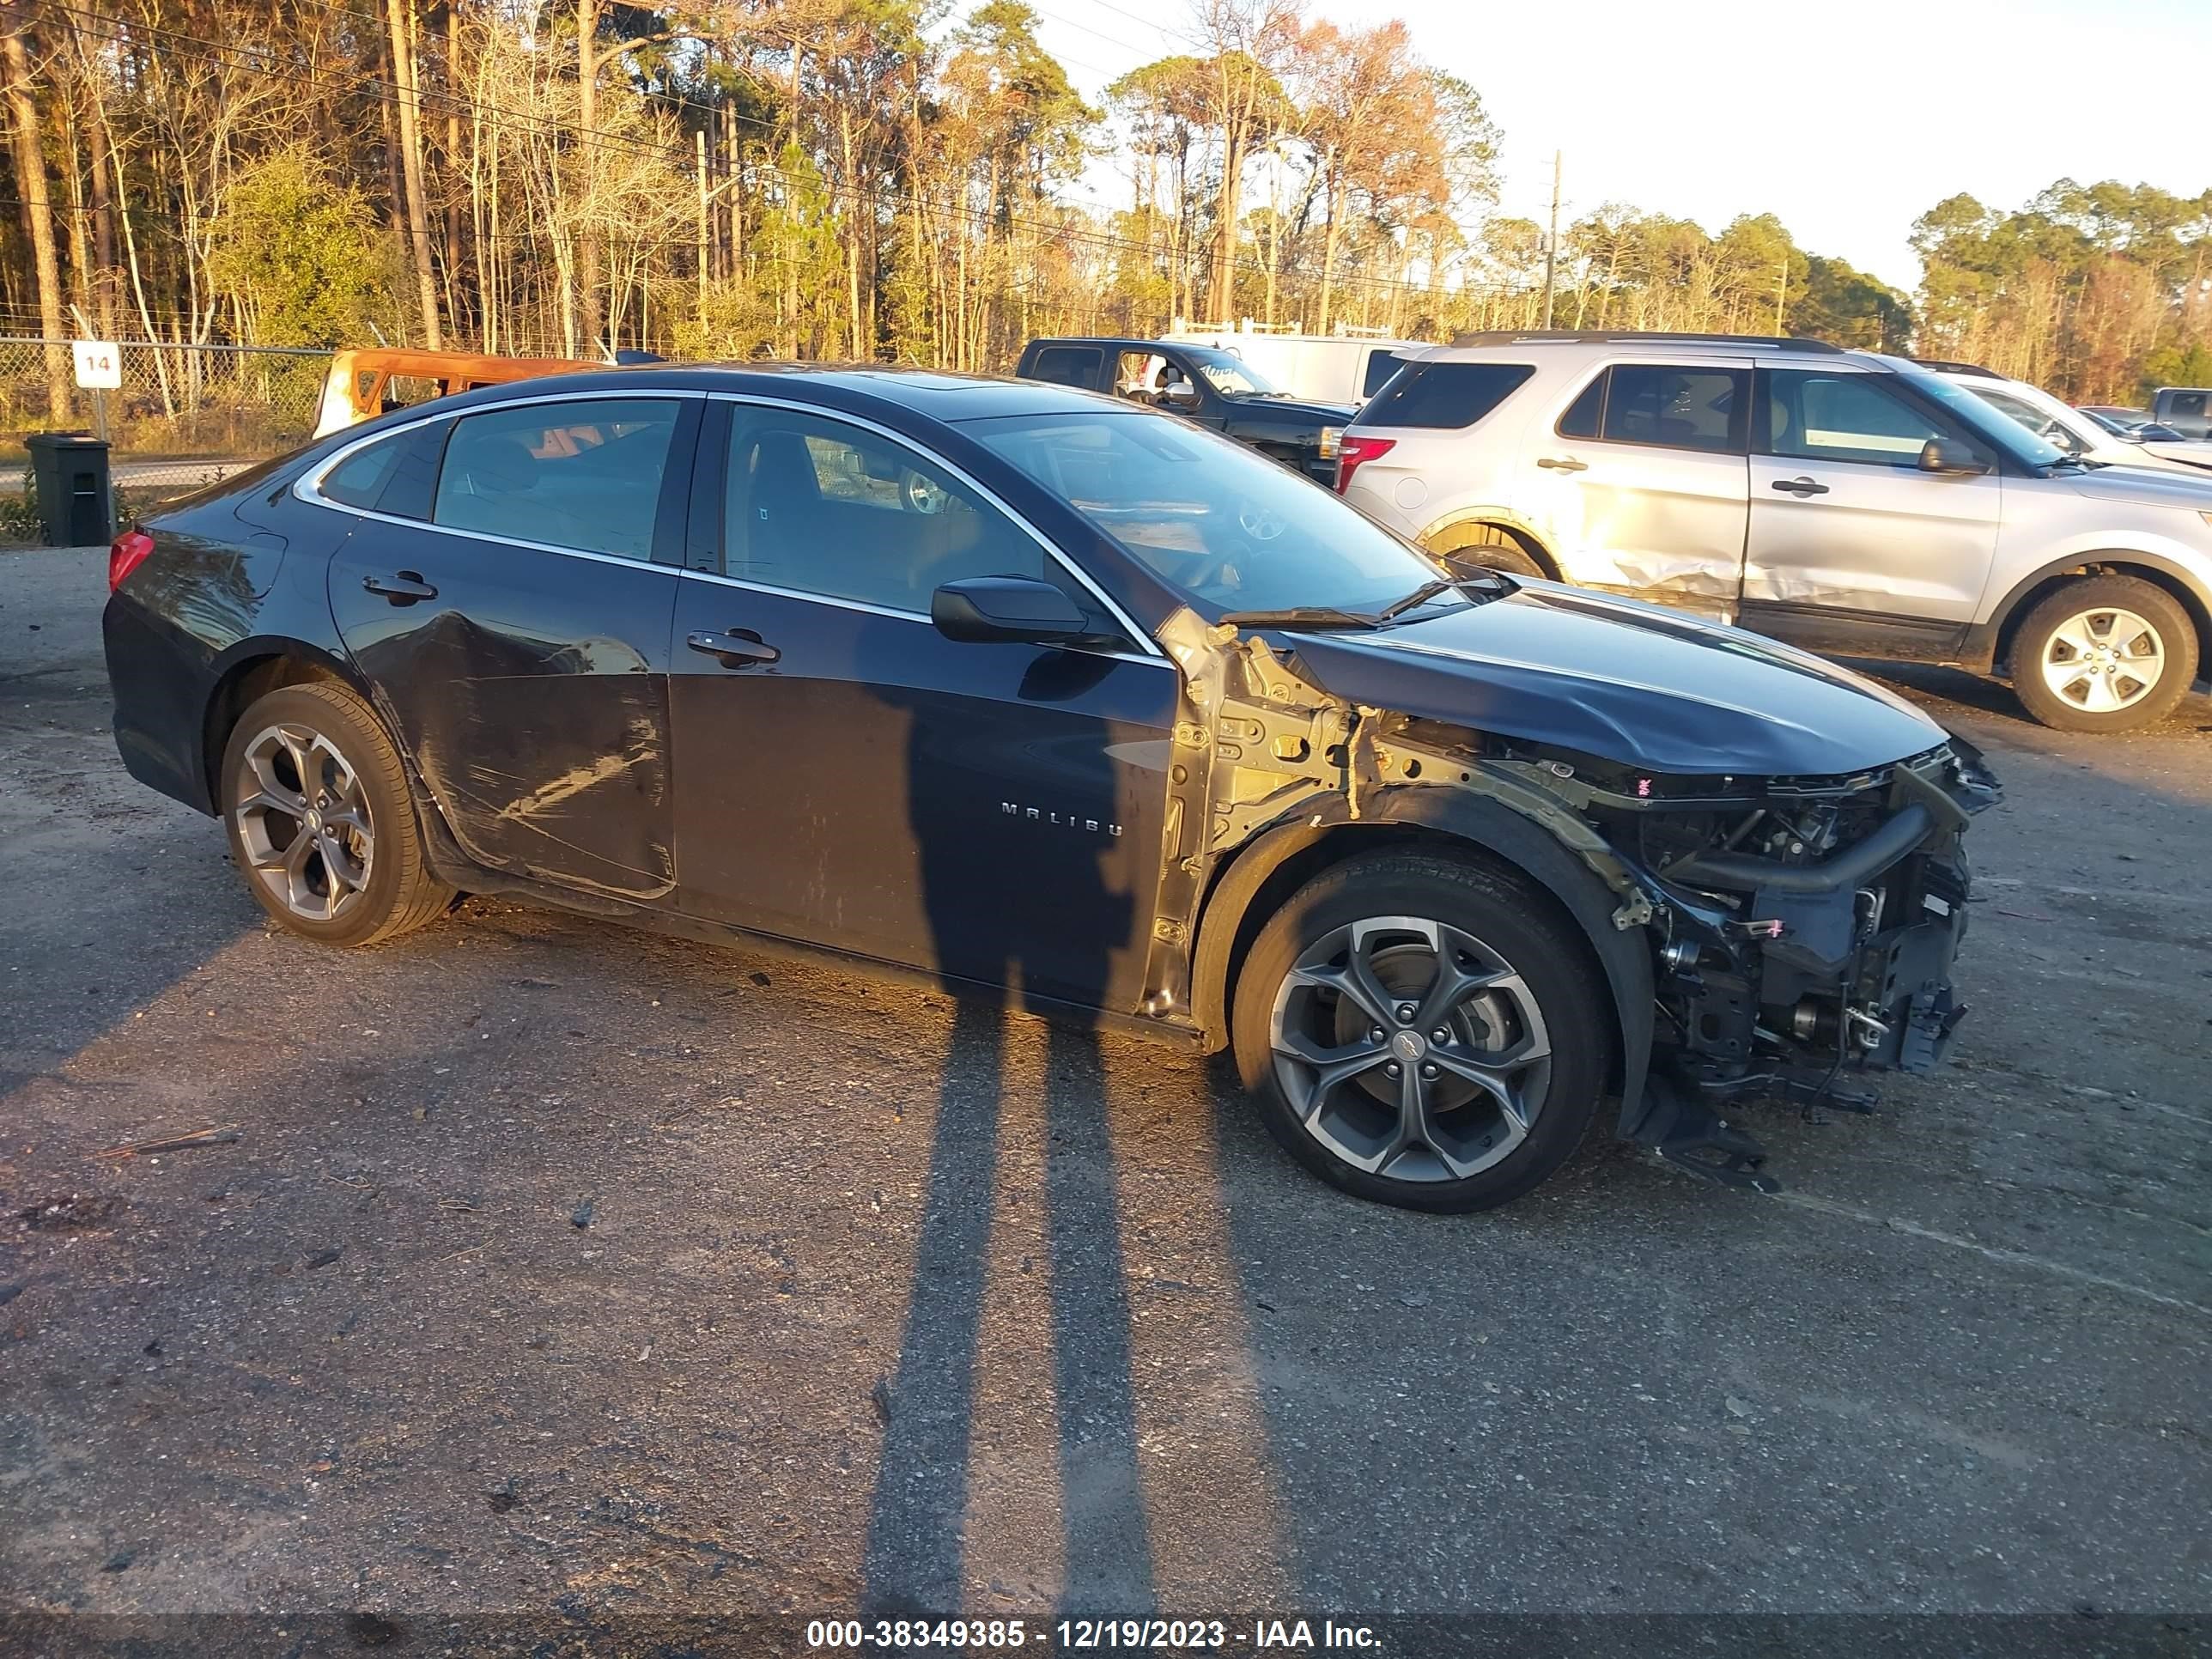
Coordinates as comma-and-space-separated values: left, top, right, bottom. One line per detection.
1338, 331, 2212, 731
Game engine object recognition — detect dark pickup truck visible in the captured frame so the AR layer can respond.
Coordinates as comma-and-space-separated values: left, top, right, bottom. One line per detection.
1014, 336, 1355, 486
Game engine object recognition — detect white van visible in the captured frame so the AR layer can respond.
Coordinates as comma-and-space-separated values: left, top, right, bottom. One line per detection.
1165, 322, 1422, 407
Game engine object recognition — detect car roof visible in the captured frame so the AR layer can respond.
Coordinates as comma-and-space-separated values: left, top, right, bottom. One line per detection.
362, 361, 1110, 424
1408, 331, 1887, 368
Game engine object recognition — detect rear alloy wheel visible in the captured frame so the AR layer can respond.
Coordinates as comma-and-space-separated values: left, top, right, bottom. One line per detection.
1231, 853, 1613, 1212
2012, 575, 2197, 732
221, 681, 453, 946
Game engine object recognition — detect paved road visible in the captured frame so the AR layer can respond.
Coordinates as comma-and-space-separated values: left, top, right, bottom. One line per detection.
2, 548, 2207, 1639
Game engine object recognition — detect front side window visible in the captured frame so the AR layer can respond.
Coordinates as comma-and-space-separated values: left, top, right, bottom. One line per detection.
1358, 362, 1532, 429
433, 398, 679, 559
1762, 369, 1978, 469
724, 410, 1044, 612
1116, 349, 1181, 404
1973, 387, 2082, 453
964, 409, 1438, 617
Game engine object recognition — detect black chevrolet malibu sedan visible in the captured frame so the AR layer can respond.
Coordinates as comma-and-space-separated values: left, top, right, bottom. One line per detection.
103, 365, 1999, 1211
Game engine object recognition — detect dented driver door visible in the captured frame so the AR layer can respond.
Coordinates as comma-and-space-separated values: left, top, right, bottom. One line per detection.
1739, 365, 1999, 656
325, 394, 697, 902
1517, 359, 1753, 617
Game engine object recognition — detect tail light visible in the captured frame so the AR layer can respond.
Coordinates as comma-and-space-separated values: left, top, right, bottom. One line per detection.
108, 528, 155, 592
1335, 434, 1397, 495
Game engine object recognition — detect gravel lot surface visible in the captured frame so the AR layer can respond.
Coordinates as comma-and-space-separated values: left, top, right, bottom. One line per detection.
2, 546, 2206, 1645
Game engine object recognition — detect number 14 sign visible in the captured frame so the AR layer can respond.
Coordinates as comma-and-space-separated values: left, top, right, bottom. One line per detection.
72, 340, 122, 390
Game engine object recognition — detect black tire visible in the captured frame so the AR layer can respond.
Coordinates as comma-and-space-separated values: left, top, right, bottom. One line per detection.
1231, 851, 1614, 1213
1430, 523, 1547, 580
219, 681, 454, 946
2010, 574, 2198, 732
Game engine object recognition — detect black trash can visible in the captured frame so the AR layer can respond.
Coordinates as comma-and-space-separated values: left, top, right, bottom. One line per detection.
25, 431, 114, 547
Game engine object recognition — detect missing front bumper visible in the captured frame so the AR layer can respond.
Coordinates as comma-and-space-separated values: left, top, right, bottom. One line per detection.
1629, 750, 1995, 1192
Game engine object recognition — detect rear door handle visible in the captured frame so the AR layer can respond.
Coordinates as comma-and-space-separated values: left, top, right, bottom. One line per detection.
687, 629, 780, 667
1771, 476, 1830, 496
362, 571, 438, 603
1535, 456, 1588, 472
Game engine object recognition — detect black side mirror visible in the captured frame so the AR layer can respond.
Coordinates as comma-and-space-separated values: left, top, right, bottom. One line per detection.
1918, 437, 1986, 474
931, 575, 1091, 645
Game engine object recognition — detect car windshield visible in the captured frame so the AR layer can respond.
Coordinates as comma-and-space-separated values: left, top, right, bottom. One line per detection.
1902, 368, 2068, 467
1182, 347, 1285, 398
962, 410, 1441, 617
2079, 408, 2140, 440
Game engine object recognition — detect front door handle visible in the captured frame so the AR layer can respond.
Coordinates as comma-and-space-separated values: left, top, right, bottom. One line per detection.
687, 629, 780, 668
362, 571, 438, 604
1535, 455, 1588, 472
1771, 476, 1830, 496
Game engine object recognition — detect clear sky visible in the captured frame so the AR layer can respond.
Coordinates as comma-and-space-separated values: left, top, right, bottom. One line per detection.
1019, 0, 2212, 294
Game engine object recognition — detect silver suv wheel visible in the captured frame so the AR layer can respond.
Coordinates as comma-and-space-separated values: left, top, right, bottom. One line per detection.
2038, 604, 2166, 715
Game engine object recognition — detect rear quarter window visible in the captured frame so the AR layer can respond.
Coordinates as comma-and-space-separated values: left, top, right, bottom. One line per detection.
1026, 345, 1103, 388
1356, 362, 1532, 428
1362, 350, 1411, 398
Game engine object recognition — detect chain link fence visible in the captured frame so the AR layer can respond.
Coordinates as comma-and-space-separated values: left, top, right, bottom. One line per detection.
2, 338, 332, 542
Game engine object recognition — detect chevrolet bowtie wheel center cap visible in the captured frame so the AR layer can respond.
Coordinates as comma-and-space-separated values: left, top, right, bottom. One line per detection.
1391, 1030, 1428, 1063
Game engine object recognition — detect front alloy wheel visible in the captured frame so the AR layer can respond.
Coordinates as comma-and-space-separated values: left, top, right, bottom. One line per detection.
1270, 915, 1552, 1184
2011, 575, 2197, 732
1232, 852, 1613, 1213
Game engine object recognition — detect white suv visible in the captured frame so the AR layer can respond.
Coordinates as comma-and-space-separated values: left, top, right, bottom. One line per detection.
1339, 332, 2212, 731
1925, 362, 2212, 477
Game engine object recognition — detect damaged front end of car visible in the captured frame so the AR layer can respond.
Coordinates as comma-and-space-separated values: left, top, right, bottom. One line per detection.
1496, 730, 2002, 1189
1152, 600, 2002, 1194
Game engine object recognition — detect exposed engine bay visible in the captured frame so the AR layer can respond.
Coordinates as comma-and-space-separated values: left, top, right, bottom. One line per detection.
1154, 599, 2003, 1193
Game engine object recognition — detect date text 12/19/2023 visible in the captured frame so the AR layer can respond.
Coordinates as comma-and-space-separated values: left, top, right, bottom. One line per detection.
805, 1619, 1385, 1650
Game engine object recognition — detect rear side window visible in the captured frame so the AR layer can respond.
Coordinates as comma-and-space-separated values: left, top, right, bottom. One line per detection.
1362, 350, 1410, 398
1027, 345, 1103, 387
1358, 362, 1532, 428
1601, 366, 1745, 453
1556, 365, 1747, 454
434, 398, 679, 560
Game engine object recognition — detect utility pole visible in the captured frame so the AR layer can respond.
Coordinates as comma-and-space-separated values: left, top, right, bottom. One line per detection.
696, 127, 710, 305
1540, 149, 1561, 331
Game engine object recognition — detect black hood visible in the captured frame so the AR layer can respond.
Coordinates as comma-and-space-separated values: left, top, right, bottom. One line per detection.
1279, 582, 1948, 777
1225, 393, 1358, 422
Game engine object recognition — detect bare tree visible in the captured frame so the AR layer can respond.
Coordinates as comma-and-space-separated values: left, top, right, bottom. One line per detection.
2, 1, 69, 413
386, 0, 443, 349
